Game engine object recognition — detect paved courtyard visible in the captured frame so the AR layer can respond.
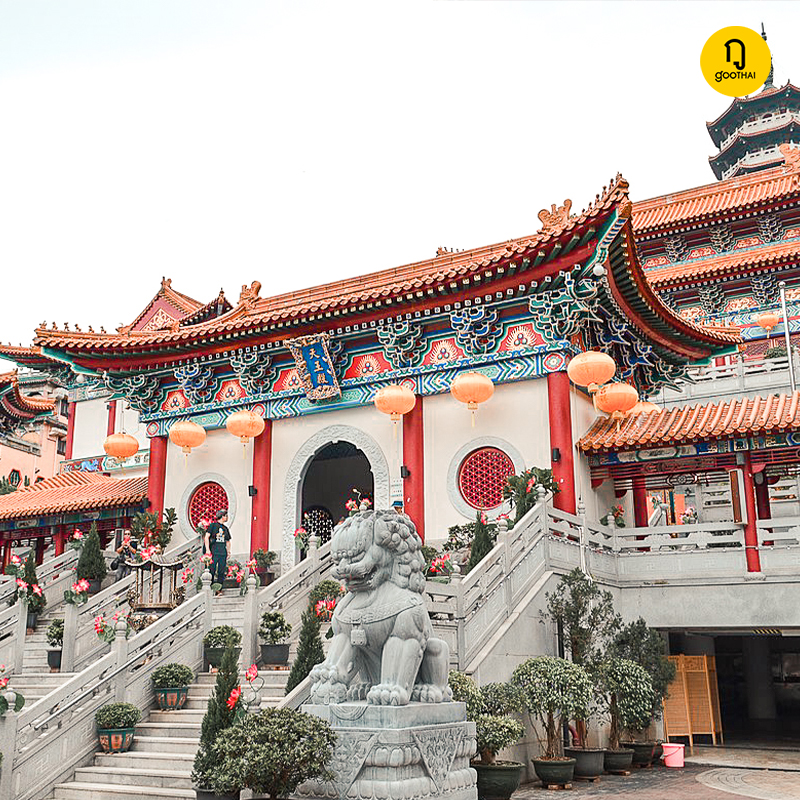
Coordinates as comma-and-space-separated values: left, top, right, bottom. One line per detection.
514, 764, 800, 800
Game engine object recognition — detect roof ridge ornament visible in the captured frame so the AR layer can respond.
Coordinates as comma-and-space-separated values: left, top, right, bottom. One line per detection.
778, 143, 800, 172
761, 23, 774, 90
537, 199, 573, 234
239, 280, 262, 304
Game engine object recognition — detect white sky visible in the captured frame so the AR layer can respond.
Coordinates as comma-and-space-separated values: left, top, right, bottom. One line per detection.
1, 1, 798, 370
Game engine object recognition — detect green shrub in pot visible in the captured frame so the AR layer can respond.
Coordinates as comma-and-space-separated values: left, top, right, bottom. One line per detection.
46, 619, 64, 648
152, 663, 195, 711
597, 657, 655, 755
259, 610, 292, 667
203, 625, 242, 649
95, 702, 141, 753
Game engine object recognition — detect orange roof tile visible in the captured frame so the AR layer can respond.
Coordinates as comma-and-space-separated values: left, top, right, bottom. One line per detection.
632, 164, 800, 235
0, 472, 148, 520
646, 238, 800, 288
127, 278, 204, 332
0, 371, 55, 415
579, 393, 800, 453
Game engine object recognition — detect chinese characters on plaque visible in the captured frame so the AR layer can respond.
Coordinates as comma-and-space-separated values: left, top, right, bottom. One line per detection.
285, 333, 341, 400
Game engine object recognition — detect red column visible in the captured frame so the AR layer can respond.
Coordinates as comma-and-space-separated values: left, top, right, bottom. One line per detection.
742, 454, 762, 572
2, 538, 11, 569
35, 537, 45, 565
632, 476, 649, 528
250, 420, 272, 555
147, 435, 168, 518
54, 526, 66, 557
547, 371, 576, 514
106, 400, 117, 436
402, 397, 425, 540
65, 401, 76, 459
755, 479, 772, 520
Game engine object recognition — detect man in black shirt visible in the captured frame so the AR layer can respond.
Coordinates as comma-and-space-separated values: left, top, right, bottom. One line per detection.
204, 509, 231, 589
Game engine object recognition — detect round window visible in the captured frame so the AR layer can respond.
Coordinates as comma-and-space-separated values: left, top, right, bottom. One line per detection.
458, 447, 515, 510
188, 481, 229, 528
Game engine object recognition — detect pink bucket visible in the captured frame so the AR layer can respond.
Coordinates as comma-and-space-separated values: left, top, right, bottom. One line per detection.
661, 742, 685, 768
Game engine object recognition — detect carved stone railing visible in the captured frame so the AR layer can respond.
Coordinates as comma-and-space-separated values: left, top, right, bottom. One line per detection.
0, 585, 209, 800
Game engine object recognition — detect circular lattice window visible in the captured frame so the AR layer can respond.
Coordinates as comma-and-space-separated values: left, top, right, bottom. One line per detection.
457, 447, 515, 510
188, 481, 229, 528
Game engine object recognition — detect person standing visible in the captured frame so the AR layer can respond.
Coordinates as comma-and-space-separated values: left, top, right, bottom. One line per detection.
204, 509, 231, 591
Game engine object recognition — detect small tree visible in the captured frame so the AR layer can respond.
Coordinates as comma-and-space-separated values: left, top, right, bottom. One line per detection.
192, 645, 240, 790
465, 512, 494, 574
503, 467, 559, 523
512, 656, 592, 760
209, 708, 337, 800
17, 551, 47, 613
285, 606, 325, 694
598, 658, 655, 751
0, 478, 16, 495
130, 508, 177, 549
77, 523, 107, 582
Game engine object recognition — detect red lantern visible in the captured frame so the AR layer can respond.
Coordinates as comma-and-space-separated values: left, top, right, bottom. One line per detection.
450, 372, 494, 426
567, 351, 616, 393
168, 420, 206, 455
374, 384, 417, 421
757, 311, 780, 332
225, 409, 265, 444
595, 382, 639, 419
629, 401, 661, 415
103, 433, 139, 459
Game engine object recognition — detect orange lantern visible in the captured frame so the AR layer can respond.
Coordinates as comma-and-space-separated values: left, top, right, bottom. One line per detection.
629, 400, 661, 415
103, 432, 139, 459
374, 384, 416, 436
168, 420, 206, 454
226, 409, 265, 444
757, 311, 780, 332
450, 372, 494, 426
567, 351, 616, 393
595, 382, 639, 419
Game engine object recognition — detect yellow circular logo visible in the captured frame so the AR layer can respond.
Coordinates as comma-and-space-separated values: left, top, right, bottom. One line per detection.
700, 26, 771, 97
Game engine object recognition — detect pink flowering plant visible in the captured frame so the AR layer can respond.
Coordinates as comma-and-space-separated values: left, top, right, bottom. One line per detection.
314, 598, 337, 621
94, 612, 133, 644
12, 552, 47, 613
68, 528, 85, 552
428, 552, 454, 577
224, 662, 264, 722
64, 578, 91, 606
503, 467, 559, 524
600, 505, 626, 528
345, 489, 372, 516
0, 664, 25, 715
680, 506, 698, 525
294, 526, 310, 552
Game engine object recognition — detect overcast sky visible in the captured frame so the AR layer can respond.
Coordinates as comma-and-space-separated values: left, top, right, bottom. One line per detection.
1, 1, 798, 370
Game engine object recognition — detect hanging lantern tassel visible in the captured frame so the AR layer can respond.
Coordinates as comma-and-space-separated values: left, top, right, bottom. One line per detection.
374, 384, 417, 438
450, 372, 494, 427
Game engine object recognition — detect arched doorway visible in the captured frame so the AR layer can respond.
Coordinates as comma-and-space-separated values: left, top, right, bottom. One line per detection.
301, 442, 374, 544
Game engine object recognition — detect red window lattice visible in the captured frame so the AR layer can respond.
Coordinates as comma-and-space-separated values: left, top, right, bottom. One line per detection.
458, 448, 514, 510
303, 507, 334, 544
188, 482, 229, 528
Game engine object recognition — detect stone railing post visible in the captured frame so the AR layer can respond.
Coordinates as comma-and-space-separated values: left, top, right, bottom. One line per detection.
0, 689, 20, 799
577, 499, 588, 573
113, 619, 130, 703
308, 535, 320, 567
61, 601, 79, 673
536, 485, 549, 534
12, 601, 27, 675
497, 516, 513, 612
242, 574, 258, 669
201, 568, 213, 633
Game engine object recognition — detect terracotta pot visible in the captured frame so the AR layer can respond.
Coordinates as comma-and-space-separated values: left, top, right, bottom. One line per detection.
532, 757, 576, 786
98, 727, 135, 753
604, 748, 634, 773
195, 789, 240, 800
564, 747, 605, 779
473, 761, 525, 800
155, 686, 189, 710
260, 644, 290, 666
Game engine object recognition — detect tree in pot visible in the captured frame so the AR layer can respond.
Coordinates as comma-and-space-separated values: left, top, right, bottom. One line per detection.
95, 702, 141, 753
511, 656, 592, 786
597, 657, 655, 773
193, 645, 241, 798
541, 568, 621, 754
16, 551, 46, 630
152, 663, 195, 710
610, 618, 676, 764
207, 707, 337, 800
77, 522, 107, 593
203, 625, 242, 670
46, 619, 64, 672
258, 611, 291, 666
252, 549, 277, 583
285, 606, 324, 693
449, 671, 525, 800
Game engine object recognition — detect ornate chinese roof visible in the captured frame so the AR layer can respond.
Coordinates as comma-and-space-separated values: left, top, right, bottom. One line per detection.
126, 277, 206, 332
0, 472, 148, 520
0, 371, 55, 426
579, 392, 800, 453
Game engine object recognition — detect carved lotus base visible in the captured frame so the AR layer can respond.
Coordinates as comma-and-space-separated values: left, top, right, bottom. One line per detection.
296, 702, 477, 800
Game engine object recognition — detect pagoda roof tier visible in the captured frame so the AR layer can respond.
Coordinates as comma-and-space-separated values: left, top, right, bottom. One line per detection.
579, 392, 800, 453
709, 118, 800, 180
646, 238, 800, 289
707, 82, 800, 147
633, 160, 800, 237
0, 371, 55, 422
23, 176, 738, 376
0, 472, 148, 520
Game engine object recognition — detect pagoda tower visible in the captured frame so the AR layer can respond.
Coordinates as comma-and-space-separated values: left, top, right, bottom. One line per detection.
707, 27, 800, 180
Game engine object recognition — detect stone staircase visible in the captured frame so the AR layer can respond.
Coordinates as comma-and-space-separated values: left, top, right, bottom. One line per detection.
209, 587, 246, 634
52, 668, 290, 799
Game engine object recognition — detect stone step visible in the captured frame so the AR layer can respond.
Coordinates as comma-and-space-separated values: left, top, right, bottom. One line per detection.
136, 722, 202, 739
94, 752, 195, 770
149, 709, 205, 724
53, 782, 195, 800
131, 735, 199, 754
73, 767, 192, 790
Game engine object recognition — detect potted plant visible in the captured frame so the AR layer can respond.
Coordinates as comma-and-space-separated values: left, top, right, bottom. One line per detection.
77, 522, 107, 593
208, 707, 337, 800
449, 671, 525, 800
152, 663, 195, 710
131, 507, 177, 549
597, 658, 655, 773
252, 549, 277, 583
203, 625, 242, 669
541, 568, 621, 778
46, 619, 64, 672
10, 552, 47, 630
193, 646, 242, 799
95, 701, 141, 753
223, 560, 245, 590
503, 467, 559, 523
511, 656, 592, 787
259, 611, 292, 666
610, 618, 676, 765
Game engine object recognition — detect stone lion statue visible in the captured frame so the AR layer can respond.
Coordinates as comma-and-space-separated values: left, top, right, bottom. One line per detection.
309, 509, 452, 706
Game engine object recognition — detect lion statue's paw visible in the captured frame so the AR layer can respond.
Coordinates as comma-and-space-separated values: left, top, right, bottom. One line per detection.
410, 683, 451, 703
346, 682, 371, 701
367, 683, 410, 706
310, 678, 347, 705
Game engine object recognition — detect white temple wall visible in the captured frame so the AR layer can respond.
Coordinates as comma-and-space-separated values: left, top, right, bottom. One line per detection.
70, 397, 109, 459
422, 379, 550, 545
572, 389, 615, 523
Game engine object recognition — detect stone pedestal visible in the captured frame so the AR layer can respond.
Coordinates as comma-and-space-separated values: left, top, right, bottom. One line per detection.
295, 702, 477, 800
